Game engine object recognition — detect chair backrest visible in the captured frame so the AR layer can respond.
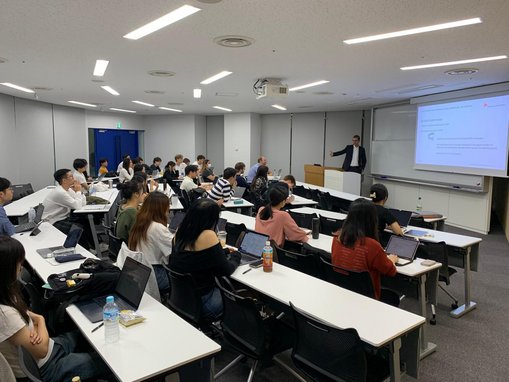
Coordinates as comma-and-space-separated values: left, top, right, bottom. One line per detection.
17, 346, 42, 382
225, 222, 248, 247
409, 216, 432, 229
289, 302, 367, 382
422, 241, 450, 282
319, 215, 343, 235
292, 185, 311, 199
178, 195, 189, 211
319, 258, 375, 298
0, 351, 16, 382
216, 277, 267, 356
164, 267, 203, 326
316, 192, 332, 210
276, 245, 321, 278
11, 184, 34, 202
288, 210, 316, 229
108, 230, 123, 260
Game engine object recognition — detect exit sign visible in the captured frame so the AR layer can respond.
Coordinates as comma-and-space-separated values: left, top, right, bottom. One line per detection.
116, 122, 122, 129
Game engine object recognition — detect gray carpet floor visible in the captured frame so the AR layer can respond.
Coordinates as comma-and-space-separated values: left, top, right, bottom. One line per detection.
212, 215, 509, 382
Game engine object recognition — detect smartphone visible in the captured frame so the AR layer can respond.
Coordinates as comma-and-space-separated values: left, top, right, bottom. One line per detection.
249, 259, 263, 268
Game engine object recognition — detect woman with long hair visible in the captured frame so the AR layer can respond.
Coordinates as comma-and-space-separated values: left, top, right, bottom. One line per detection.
119, 157, 134, 183
331, 198, 399, 305
0, 236, 111, 380
115, 180, 145, 243
255, 184, 309, 247
128, 192, 172, 291
370, 183, 404, 240
250, 165, 269, 211
169, 198, 240, 319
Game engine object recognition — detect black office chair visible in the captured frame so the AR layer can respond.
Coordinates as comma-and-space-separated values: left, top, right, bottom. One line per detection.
19, 268, 47, 317
319, 258, 375, 299
319, 215, 343, 235
18, 346, 43, 382
225, 222, 248, 247
214, 277, 295, 382
107, 230, 123, 261
275, 245, 321, 278
289, 302, 389, 382
293, 185, 311, 199
178, 195, 189, 211
288, 210, 317, 229
409, 216, 432, 229
11, 183, 34, 202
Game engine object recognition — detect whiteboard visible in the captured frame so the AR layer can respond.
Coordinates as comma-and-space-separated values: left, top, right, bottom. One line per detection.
371, 104, 484, 190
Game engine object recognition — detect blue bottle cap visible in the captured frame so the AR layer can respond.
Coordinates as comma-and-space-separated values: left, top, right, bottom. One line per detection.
106, 296, 114, 303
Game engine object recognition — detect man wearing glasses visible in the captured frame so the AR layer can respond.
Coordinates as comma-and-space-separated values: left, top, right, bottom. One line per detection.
329, 135, 367, 174
0, 177, 15, 236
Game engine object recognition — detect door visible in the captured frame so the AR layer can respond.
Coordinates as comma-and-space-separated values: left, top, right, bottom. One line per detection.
93, 129, 139, 174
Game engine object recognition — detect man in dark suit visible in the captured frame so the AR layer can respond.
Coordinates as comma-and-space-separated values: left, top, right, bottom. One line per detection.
329, 135, 366, 174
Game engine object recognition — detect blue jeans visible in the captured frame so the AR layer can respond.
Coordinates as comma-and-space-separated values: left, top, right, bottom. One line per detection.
153, 264, 170, 291
201, 287, 223, 320
39, 331, 112, 381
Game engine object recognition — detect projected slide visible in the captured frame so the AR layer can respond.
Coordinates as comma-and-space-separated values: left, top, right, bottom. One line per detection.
415, 94, 509, 176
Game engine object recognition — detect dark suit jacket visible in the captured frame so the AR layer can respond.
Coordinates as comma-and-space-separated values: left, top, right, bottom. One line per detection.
332, 145, 367, 171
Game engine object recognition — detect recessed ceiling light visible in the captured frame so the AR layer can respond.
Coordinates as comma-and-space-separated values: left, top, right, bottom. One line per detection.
344, 17, 482, 44
132, 100, 155, 107
445, 68, 479, 75
213, 106, 232, 112
289, 80, 329, 92
68, 101, 97, 107
147, 70, 175, 77
101, 86, 120, 95
123, 5, 201, 40
272, 104, 287, 111
109, 107, 136, 113
200, 71, 232, 85
0, 82, 34, 93
93, 60, 109, 77
214, 35, 254, 48
159, 107, 183, 112
401, 55, 507, 70
193, 88, 202, 98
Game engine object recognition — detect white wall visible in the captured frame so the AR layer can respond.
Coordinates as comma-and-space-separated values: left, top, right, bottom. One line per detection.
323, 111, 364, 167
291, 113, 325, 181
85, 110, 144, 130
195, 115, 207, 159
206, 116, 224, 172
250, 113, 261, 166
0, 94, 17, 182
224, 113, 253, 167
260, 114, 291, 174
53, 105, 87, 170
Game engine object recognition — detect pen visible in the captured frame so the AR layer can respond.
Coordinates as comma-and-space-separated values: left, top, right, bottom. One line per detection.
91, 322, 104, 333
242, 268, 252, 275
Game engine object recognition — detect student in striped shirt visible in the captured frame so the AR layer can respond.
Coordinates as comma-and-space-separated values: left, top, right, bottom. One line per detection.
208, 167, 237, 205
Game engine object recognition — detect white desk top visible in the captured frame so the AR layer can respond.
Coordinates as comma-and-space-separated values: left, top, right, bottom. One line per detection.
13, 222, 97, 281
4, 186, 53, 217
67, 293, 221, 382
221, 211, 255, 229
223, 198, 254, 208
291, 206, 347, 221
404, 226, 482, 248
74, 189, 119, 214
231, 263, 424, 347
289, 194, 318, 206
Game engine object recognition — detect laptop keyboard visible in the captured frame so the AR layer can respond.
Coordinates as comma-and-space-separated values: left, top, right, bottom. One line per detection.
15, 222, 36, 233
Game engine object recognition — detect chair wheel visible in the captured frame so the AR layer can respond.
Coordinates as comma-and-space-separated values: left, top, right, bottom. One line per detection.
451, 303, 458, 310
430, 318, 436, 326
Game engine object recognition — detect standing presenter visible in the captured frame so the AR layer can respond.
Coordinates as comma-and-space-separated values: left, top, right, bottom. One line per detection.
329, 134, 367, 174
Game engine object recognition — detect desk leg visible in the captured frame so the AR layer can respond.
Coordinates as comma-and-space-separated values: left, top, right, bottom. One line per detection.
418, 273, 437, 359
450, 246, 477, 318
389, 338, 402, 382
87, 214, 100, 253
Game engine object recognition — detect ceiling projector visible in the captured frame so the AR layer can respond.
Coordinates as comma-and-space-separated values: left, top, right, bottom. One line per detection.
254, 79, 288, 99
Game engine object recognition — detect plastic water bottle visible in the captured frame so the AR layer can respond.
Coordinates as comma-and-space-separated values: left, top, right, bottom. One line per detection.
103, 296, 119, 343
89, 185, 96, 196
416, 197, 422, 212
262, 241, 273, 273
28, 207, 36, 222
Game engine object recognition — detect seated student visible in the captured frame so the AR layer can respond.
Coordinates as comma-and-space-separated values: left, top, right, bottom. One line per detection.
119, 158, 134, 183
234, 162, 248, 188
133, 163, 145, 174
128, 192, 172, 291
133, 172, 157, 195
163, 161, 179, 180
72, 158, 89, 191
133, 156, 151, 174
370, 183, 404, 240
169, 198, 241, 320
331, 198, 399, 306
192, 155, 205, 170
115, 181, 145, 243
250, 165, 269, 211
0, 177, 15, 236
117, 154, 130, 173
98, 158, 109, 175
208, 167, 237, 204
174, 154, 186, 178
0, 236, 112, 381
201, 159, 217, 183
265, 174, 296, 205
183, 157, 191, 166
246, 156, 268, 183
149, 157, 162, 173
180, 165, 199, 193
255, 185, 309, 247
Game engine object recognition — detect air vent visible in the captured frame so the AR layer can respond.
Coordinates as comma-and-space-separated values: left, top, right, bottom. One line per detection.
32, 87, 53, 91
148, 70, 175, 77
216, 92, 239, 97
445, 68, 479, 75
313, 91, 334, 95
297, 106, 313, 109
397, 85, 442, 94
91, 79, 105, 83
167, 102, 184, 106
197, 0, 222, 3
214, 35, 254, 48
144, 90, 165, 94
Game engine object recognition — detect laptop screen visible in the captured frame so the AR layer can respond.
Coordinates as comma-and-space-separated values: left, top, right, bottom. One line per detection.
389, 209, 412, 228
216, 218, 227, 232
63, 225, 83, 248
385, 235, 419, 260
233, 186, 246, 198
239, 231, 269, 258
169, 212, 186, 232
116, 257, 152, 308
34, 204, 45, 223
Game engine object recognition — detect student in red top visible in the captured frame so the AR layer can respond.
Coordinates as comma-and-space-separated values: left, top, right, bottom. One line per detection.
255, 184, 309, 247
331, 198, 399, 306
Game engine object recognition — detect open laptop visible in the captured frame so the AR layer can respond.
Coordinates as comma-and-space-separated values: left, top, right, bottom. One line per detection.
388, 208, 413, 233
216, 217, 227, 233
36, 225, 83, 258
89, 173, 106, 185
169, 211, 186, 233
385, 235, 419, 266
75, 257, 152, 323
232, 186, 246, 200
237, 230, 270, 264
14, 204, 44, 234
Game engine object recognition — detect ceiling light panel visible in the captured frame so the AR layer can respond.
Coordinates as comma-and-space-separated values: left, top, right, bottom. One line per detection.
159, 107, 183, 112
289, 80, 329, 92
193, 88, 202, 98
101, 85, 120, 95
109, 107, 136, 113
0, 82, 34, 93
68, 101, 97, 107
401, 55, 507, 70
344, 17, 482, 44
93, 60, 109, 76
132, 100, 155, 107
213, 106, 232, 112
123, 5, 201, 40
200, 71, 232, 85
272, 104, 287, 110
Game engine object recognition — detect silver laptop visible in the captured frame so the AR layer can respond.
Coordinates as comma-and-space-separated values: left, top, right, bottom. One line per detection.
232, 186, 246, 199
14, 204, 44, 234
36, 225, 83, 258
238, 230, 270, 264
385, 235, 419, 266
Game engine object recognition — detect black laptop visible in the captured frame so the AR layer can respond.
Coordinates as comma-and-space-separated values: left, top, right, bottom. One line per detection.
169, 211, 186, 233
14, 204, 44, 234
36, 225, 83, 258
385, 235, 419, 266
238, 230, 270, 264
75, 257, 152, 323
388, 208, 413, 232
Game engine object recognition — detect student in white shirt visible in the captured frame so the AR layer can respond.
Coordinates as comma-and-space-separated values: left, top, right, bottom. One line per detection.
180, 165, 200, 193
72, 158, 89, 191
174, 154, 186, 178
119, 158, 134, 183
117, 154, 131, 173
128, 192, 172, 291
192, 154, 205, 170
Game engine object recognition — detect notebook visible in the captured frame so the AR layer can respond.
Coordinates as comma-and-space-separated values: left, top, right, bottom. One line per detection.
14, 204, 44, 234
385, 235, 419, 266
388, 208, 412, 233
75, 257, 152, 323
238, 230, 270, 264
36, 225, 83, 258
232, 186, 246, 200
